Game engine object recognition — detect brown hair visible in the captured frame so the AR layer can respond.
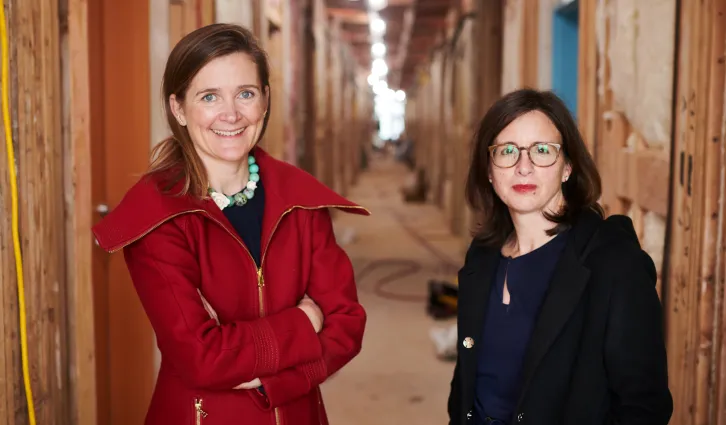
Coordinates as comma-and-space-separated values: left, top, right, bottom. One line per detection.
465, 88, 603, 247
148, 23, 271, 198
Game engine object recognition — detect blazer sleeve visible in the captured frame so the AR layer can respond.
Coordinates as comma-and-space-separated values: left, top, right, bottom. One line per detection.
604, 250, 673, 424
123, 220, 323, 391
256, 208, 366, 408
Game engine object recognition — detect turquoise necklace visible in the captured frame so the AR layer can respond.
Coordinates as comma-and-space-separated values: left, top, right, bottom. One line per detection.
208, 155, 260, 210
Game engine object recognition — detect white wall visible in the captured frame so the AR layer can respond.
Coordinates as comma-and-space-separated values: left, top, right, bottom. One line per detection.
150, 0, 170, 150
215, 0, 255, 29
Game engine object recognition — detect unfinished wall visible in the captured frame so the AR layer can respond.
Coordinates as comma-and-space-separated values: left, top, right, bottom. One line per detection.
502, 0, 522, 93
593, 0, 676, 277
602, 0, 676, 147
215, 0, 255, 28
537, 0, 561, 89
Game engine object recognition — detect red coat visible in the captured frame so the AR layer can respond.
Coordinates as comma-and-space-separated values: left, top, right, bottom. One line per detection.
93, 148, 369, 425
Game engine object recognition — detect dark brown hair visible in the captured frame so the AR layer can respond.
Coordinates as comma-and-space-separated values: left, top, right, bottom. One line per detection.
465, 88, 603, 247
147, 23, 271, 198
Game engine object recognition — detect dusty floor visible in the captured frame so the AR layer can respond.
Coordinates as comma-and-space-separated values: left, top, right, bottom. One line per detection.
322, 154, 467, 425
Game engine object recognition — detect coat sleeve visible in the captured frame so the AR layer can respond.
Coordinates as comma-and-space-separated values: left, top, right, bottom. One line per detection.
123, 220, 323, 391
257, 208, 366, 407
604, 250, 673, 424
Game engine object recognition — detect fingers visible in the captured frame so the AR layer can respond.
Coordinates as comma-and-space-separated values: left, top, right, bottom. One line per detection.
198, 289, 220, 325
233, 378, 261, 390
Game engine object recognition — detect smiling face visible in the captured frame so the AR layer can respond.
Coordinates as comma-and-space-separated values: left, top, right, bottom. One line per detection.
170, 52, 268, 167
489, 110, 572, 216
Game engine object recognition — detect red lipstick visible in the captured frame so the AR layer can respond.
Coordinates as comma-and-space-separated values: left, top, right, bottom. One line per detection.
512, 184, 537, 193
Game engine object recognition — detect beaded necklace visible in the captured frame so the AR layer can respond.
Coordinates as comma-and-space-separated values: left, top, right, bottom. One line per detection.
208, 155, 260, 210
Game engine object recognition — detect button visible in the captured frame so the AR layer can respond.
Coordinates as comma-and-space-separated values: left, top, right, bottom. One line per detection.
517, 412, 524, 422
462, 337, 474, 349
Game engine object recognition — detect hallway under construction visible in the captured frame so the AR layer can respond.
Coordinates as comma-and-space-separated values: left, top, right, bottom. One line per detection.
2, 0, 726, 424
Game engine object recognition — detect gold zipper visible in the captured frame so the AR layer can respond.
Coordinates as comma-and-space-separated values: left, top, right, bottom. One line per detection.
275, 408, 282, 425
258, 205, 368, 425
194, 398, 208, 425
257, 267, 265, 317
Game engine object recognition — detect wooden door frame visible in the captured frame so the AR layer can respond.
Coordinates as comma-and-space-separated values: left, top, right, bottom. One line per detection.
89, 0, 157, 424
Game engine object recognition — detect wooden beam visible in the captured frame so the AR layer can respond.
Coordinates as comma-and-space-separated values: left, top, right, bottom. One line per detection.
518, 0, 538, 88
4, 0, 71, 423
63, 0, 98, 424
665, 0, 715, 422
576, 0, 597, 154
392, 4, 415, 88
613, 148, 670, 217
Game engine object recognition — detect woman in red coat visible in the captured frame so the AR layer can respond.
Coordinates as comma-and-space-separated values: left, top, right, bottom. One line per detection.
92, 23, 369, 425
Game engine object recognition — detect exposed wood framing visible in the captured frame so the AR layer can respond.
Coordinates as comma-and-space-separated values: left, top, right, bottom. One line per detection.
666, 0, 726, 423
0, 0, 72, 423
518, 0, 538, 88
63, 0, 97, 424
577, 0, 597, 154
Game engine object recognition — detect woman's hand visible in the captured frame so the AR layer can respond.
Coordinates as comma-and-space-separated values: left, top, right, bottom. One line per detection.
198, 289, 220, 325
234, 378, 261, 390
297, 295, 324, 333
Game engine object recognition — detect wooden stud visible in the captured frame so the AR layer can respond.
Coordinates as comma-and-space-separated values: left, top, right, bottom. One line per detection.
577, 0, 597, 154
63, 0, 98, 424
7, 0, 70, 423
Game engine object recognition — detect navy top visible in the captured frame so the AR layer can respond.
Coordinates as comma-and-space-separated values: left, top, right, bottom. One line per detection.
222, 178, 265, 394
475, 231, 568, 424
222, 179, 265, 266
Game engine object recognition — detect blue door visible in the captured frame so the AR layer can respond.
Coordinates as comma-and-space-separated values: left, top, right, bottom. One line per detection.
552, 1, 579, 119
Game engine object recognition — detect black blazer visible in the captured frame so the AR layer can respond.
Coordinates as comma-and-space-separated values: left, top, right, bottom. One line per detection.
447, 210, 673, 425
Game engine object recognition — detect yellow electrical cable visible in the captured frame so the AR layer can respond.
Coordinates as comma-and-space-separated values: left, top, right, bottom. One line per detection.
0, 1, 37, 424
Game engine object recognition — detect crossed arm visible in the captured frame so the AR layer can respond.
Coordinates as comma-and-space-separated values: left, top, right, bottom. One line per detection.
124, 208, 366, 406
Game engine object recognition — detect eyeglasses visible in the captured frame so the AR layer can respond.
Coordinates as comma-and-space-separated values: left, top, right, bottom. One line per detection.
488, 142, 562, 168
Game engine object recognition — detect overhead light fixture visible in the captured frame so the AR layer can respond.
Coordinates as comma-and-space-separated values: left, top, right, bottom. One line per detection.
371, 42, 386, 57
370, 18, 385, 35
368, 0, 387, 11
373, 79, 388, 95
372, 58, 388, 76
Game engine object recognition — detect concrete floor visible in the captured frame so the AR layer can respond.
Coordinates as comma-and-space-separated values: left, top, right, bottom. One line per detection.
322, 154, 466, 425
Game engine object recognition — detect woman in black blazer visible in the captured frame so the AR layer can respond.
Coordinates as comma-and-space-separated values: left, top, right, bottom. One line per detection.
447, 88, 672, 425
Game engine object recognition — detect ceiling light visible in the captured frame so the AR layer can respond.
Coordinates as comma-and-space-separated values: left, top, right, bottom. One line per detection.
372, 79, 388, 95
371, 42, 386, 57
368, 0, 387, 11
372, 58, 388, 76
370, 18, 385, 35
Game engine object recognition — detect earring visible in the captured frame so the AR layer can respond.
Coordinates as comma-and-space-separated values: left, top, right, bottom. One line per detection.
178, 116, 186, 126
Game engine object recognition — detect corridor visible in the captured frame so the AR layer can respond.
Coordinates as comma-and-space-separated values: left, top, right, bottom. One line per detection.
324, 153, 463, 424
3, 0, 726, 424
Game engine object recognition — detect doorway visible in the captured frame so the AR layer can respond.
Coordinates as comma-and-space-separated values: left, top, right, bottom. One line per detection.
88, 0, 156, 424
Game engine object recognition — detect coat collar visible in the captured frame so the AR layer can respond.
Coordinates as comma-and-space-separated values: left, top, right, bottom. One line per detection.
92, 147, 370, 253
